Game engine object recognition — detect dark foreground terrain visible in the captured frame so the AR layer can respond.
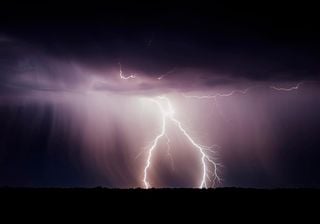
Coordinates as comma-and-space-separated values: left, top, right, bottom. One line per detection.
1, 187, 319, 202
1, 187, 319, 194
1, 188, 318, 216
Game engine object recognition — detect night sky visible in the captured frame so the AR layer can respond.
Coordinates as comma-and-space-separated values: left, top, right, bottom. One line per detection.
0, 2, 320, 188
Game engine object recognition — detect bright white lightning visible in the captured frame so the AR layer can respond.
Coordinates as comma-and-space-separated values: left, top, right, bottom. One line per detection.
183, 87, 252, 99
182, 87, 254, 123
143, 96, 220, 189
119, 62, 136, 80
270, 82, 303, 91
143, 98, 168, 189
183, 82, 304, 101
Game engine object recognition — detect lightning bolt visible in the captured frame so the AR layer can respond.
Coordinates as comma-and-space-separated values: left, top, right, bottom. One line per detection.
183, 82, 304, 101
182, 87, 254, 123
182, 87, 253, 99
143, 96, 221, 189
119, 62, 136, 80
143, 98, 167, 189
270, 82, 303, 91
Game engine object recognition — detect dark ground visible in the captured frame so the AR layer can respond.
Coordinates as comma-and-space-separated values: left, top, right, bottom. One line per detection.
1, 188, 319, 218
1, 187, 319, 199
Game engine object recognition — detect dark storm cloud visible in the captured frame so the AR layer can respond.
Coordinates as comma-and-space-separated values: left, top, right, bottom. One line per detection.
1, 3, 320, 90
1, 35, 319, 96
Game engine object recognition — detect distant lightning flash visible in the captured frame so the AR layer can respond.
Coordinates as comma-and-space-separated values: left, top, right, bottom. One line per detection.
183, 87, 253, 99
183, 82, 303, 101
143, 96, 220, 189
270, 82, 303, 91
119, 62, 136, 80
182, 87, 254, 123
